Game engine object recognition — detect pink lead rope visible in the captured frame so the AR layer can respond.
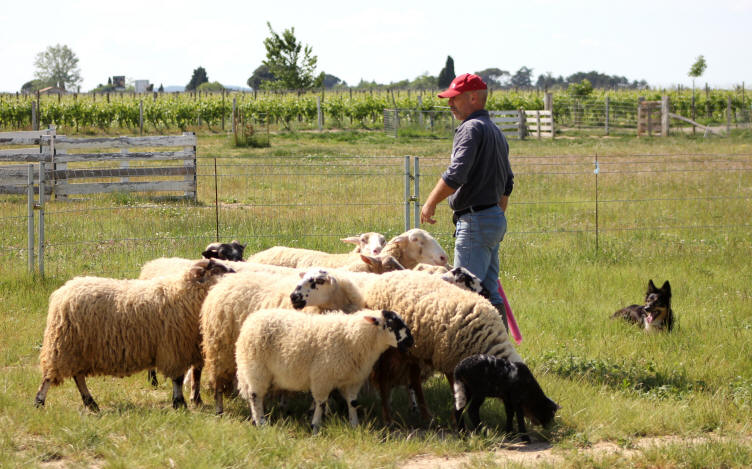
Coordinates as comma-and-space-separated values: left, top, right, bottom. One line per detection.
497, 280, 522, 345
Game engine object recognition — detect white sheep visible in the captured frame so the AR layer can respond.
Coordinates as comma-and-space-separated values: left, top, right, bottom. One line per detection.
200, 267, 366, 414
340, 232, 386, 256
34, 259, 234, 412
247, 228, 448, 271
235, 308, 414, 432
289, 268, 520, 424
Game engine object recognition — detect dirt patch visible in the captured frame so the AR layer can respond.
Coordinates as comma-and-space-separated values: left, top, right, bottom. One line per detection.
399, 435, 742, 468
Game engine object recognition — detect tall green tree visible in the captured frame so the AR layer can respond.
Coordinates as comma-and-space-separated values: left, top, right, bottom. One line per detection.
186, 66, 209, 91
33, 44, 82, 91
262, 22, 323, 90
510, 66, 534, 89
247, 64, 276, 90
688, 55, 707, 95
437, 56, 455, 89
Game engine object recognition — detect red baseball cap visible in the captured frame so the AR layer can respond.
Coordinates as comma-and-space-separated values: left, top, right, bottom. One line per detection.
438, 73, 487, 98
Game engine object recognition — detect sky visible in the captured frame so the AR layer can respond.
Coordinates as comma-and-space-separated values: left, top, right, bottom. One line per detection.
1, 0, 751, 93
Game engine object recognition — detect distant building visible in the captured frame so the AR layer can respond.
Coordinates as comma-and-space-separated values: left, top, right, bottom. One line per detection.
134, 80, 151, 93
112, 76, 126, 90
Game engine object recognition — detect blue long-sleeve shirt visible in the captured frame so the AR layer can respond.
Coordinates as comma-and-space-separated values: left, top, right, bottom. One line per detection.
441, 109, 514, 212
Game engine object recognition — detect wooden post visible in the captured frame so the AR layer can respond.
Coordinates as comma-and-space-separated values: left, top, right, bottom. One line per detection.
316, 96, 323, 131
727, 96, 732, 133
517, 108, 526, 140
536, 111, 541, 139
31, 101, 38, 131
221, 89, 225, 131
417, 95, 423, 128
544, 92, 553, 111
705, 83, 710, 119
661, 96, 669, 137
605, 96, 610, 135
139, 100, 144, 136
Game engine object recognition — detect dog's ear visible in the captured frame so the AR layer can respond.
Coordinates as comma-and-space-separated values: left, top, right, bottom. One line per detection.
660, 280, 671, 294
648, 279, 657, 292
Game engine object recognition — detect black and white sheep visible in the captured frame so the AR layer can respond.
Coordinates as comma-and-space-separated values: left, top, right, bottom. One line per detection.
235, 308, 414, 432
453, 354, 559, 442
202, 240, 246, 261
34, 259, 234, 412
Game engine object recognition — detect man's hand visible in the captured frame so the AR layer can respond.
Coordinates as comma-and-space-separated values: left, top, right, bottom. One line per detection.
420, 203, 437, 224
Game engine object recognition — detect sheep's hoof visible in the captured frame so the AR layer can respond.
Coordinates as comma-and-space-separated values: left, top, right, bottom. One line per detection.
191, 395, 203, 407
83, 396, 100, 412
148, 370, 158, 388
172, 397, 187, 409
34, 397, 45, 408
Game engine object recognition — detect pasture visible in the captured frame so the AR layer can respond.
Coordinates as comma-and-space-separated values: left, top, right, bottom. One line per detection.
1, 130, 751, 468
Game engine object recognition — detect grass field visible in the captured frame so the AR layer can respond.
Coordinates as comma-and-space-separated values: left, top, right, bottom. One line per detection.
1, 129, 751, 468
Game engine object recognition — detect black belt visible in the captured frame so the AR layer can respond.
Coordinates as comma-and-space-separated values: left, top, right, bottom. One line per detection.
452, 203, 498, 225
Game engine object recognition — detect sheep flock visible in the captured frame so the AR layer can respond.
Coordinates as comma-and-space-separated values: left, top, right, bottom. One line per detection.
33, 229, 557, 441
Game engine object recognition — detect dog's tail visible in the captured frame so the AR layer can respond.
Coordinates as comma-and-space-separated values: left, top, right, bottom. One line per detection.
453, 380, 468, 411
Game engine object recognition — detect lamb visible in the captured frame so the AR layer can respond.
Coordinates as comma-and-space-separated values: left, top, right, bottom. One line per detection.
453, 354, 559, 442
200, 267, 366, 414
289, 269, 521, 424
235, 308, 414, 432
202, 240, 246, 261
440, 267, 491, 299
340, 232, 386, 256
34, 259, 234, 412
247, 228, 448, 271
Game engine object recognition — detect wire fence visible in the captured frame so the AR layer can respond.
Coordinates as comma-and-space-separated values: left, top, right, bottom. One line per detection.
2, 152, 751, 278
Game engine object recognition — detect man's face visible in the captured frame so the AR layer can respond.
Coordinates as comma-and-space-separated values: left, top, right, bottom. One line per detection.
448, 91, 476, 121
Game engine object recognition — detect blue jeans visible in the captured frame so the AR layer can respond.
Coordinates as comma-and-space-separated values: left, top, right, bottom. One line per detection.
454, 205, 507, 306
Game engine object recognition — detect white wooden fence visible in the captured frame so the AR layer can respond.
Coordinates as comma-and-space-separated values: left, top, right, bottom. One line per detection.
489, 110, 554, 139
0, 131, 197, 200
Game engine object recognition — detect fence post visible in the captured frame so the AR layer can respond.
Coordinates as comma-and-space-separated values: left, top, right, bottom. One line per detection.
594, 154, 599, 253
394, 109, 399, 138
184, 132, 197, 201
727, 96, 732, 133
31, 101, 38, 131
316, 96, 323, 131
417, 96, 424, 128
544, 92, 553, 112
27, 164, 35, 273
517, 108, 526, 140
661, 96, 670, 137
139, 100, 144, 136
404, 156, 411, 232
38, 162, 45, 277
605, 96, 610, 135
413, 157, 420, 228
232, 97, 237, 138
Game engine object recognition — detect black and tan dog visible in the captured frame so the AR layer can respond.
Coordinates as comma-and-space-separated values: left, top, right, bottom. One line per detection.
612, 280, 674, 332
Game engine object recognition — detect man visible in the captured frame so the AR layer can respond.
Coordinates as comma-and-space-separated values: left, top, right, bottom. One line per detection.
420, 73, 513, 329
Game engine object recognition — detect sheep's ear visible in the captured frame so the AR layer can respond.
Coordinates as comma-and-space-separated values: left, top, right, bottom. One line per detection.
360, 254, 376, 266
341, 236, 360, 246
391, 234, 408, 246
299, 271, 306, 278
363, 315, 381, 326
383, 256, 405, 271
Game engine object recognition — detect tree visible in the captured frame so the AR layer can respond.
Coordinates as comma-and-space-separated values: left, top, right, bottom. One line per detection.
262, 22, 322, 90
158, 83, 164, 93
186, 66, 209, 91
247, 64, 275, 90
688, 55, 707, 95
509, 66, 534, 89
437, 56, 455, 89
322, 74, 346, 89
197, 81, 226, 92
475, 68, 509, 88
33, 44, 82, 91
535, 72, 565, 90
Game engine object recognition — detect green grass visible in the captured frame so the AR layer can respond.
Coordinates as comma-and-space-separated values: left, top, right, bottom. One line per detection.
1, 130, 751, 467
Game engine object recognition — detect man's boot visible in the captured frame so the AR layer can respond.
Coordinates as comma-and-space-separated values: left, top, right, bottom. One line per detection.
493, 303, 509, 332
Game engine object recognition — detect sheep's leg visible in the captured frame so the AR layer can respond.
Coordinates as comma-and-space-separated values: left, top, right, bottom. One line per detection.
73, 375, 99, 412
171, 375, 187, 409
377, 378, 395, 425
214, 387, 224, 415
466, 396, 484, 431
250, 391, 266, 426
34, 379, 51, 407
310, 390, 330, 433
514, 404, 530, 443
148, 369, 158, 388
445, 373, 457, 425
503, 399, 515, 433
189, 366, 202, 406
409, 364, 432, 422
341, 385, 361, 427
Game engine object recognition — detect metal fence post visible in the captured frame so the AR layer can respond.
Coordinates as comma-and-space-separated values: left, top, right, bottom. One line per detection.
404, 156, 411, 232
27, 164, 35, 273
413, 157, 420, 228
38, 162, 45, 277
